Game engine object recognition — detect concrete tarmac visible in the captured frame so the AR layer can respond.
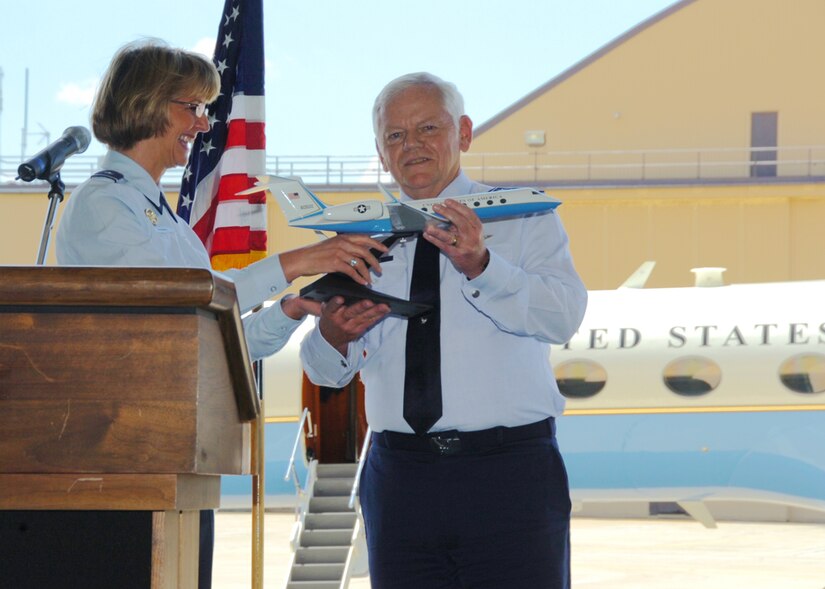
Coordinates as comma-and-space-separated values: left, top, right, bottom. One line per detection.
213, 511, 825, 588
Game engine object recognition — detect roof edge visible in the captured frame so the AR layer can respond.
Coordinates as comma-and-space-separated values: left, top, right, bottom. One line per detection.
473, 0, 698, 138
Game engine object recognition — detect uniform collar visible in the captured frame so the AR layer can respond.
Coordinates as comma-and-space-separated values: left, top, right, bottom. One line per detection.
102, 150, 166, 208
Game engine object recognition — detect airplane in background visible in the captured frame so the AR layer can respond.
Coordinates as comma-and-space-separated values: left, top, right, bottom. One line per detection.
554, 264, 825, 527
249, 263, 825, 528
239, 175, 561, 234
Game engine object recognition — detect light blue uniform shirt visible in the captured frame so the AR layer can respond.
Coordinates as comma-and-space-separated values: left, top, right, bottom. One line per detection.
300, 171, 588, 433
55, 150, 303, 361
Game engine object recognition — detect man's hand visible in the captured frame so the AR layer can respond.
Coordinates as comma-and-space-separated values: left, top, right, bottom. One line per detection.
281, 295, 322, 320
280, 234, 389, 285
424, 199, 489, 279
319, 296, 391, 355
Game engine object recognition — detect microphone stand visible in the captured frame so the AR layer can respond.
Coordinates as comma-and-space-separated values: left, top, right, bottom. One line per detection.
35, 172, 65, 265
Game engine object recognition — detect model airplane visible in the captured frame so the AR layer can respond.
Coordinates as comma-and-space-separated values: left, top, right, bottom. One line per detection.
239, 175, 561, 234
239, 175, 562, 314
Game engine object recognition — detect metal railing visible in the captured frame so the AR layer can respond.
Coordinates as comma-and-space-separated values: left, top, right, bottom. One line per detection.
284, 407, 314, 496
463, 144, 825, 185
2, 145, 824, 189
348, 426, 372, 509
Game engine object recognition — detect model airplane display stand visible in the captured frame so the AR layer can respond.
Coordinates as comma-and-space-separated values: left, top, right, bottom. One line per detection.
0, 266, 259, 589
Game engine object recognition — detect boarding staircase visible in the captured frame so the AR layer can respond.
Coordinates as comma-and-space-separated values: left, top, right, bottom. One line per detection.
283, 410, 370, 589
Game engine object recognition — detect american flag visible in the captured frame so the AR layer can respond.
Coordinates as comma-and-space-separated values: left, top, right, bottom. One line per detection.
177, 0, 267, 271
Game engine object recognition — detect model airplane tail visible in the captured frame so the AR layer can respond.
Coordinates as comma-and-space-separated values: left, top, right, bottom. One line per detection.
263, 176, 327, 223
258, 176, 393, 233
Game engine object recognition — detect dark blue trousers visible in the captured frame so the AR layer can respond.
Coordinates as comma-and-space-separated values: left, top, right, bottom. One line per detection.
360, 424, 571, 589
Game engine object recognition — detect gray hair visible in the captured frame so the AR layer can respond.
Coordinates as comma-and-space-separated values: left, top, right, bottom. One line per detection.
372, 72, 465, 137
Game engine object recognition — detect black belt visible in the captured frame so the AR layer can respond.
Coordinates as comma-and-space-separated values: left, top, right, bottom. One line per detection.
371, 417, 555, 456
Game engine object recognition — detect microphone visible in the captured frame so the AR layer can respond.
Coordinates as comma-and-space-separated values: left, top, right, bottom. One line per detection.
17, 126, 92, 182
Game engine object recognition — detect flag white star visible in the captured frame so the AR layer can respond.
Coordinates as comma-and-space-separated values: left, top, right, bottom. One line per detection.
216, 59, 228, 75
222, 32, 234, 49
201, 139, 216, 156
183, 166, 192, 183
229, 5, 240, 21
179, 193, 193, 209
207, 112, 219, 127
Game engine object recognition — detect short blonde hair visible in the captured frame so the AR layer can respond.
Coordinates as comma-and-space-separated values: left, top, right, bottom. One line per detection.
92, 39, 220, 150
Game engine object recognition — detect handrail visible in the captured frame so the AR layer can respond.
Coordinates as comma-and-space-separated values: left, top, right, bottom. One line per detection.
2, 144, 824, 189
348, 426, 372, 509
284, 407, 313, 493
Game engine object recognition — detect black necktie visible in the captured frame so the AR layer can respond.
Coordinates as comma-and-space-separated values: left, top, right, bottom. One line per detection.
403, 238, 442, 435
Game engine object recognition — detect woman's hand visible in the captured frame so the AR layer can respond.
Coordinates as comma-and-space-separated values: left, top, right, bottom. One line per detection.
280, 234, 389, 285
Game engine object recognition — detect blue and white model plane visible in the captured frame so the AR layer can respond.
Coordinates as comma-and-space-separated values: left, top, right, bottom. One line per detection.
239, 175, 561, 234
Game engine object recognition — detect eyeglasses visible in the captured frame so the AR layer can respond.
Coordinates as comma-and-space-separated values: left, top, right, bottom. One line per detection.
171, 100, 207, 118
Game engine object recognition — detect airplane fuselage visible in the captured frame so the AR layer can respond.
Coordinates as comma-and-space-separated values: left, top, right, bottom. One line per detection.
270, 176, 561, 233
554, 281, 825, 521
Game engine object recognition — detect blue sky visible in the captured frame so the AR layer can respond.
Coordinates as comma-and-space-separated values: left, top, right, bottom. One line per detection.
0, 0, 676, 162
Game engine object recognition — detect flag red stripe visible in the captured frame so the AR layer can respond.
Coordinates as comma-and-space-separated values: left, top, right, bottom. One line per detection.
210, 227, 268, 255
215, 174, 256, 203
225, 120, 266, 150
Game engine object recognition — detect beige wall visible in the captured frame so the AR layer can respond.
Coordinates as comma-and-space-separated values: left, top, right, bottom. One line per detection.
0, 191, 64, 266
3, 180, 825, 291
553, 182, 825, 289
468, 0, 825, 182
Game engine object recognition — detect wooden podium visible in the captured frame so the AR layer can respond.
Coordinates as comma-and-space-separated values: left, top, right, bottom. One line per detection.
0, 266, 259, 588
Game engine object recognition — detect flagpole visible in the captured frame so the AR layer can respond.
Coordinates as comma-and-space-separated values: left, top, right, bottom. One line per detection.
252, 359, 265, 589
251, 415, 264, 589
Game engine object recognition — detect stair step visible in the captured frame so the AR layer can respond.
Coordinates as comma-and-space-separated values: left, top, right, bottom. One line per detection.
286, 582, 340, 589
295, 546, 349, 564
317, 463, 358, 478
314, 478, 354, 497
309, 496, 353, 513
290, 563, 345, 582
305, 512, 356, 530
301, 528, 353, 547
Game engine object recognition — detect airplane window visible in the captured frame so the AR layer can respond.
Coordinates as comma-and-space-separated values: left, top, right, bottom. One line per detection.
778, 353, 825, 394
554, 360, 606, 398
663, 356, 721, 396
